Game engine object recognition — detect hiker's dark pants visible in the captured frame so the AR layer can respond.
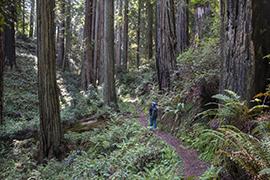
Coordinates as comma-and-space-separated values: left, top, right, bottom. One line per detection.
150, 117, 157, 129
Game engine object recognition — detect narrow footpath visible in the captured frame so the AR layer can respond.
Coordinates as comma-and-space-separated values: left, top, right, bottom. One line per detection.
138, 111, 209, 179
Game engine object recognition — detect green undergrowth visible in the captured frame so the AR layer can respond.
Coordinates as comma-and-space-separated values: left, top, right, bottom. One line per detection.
0, 117, 183, 179
1, 40, 39, 136
1, 39, 183, 179
177, 91, 270, 179
0, 39, 106, 136
175, 37, 219, 90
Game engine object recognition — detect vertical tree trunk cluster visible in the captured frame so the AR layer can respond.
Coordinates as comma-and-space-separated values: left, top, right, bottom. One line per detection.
81, 0, 117, 106
0, 29, 4, 124
122, 0, 129, 71
115, 0, 123, 71
136, 0, 142, 69
156, 0, 177, 91
37, 0, 62, 159
82, 0, 95, 89
3, 0, 16, 69
22, 0, 26, 36
193, 2, 211, 41
82, 0, 106, 89
220, 0, 270, 101
29, 0, 36, 38
176, 0, 189, 53
146, 0, 154, 60
95, 0, 105, 84
57, 0, 66, 67
63, 0, 71, 71
56, 0, 71, 71
103, 0, 117, 107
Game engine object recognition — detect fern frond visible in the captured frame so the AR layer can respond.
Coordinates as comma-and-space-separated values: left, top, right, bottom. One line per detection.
212, 94, 231, 103
224, 90, 241, 100
248, 105, 270, 115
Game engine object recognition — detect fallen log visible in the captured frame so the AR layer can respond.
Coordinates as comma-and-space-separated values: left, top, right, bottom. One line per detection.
0, 113, 110, 142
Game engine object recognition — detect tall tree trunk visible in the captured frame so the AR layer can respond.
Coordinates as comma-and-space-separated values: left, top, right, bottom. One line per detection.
146, 0, 154, 60
63, 0, 71, 71
0, 30, 4, 124
193, 2, 211, 41
103, 0, 117, 107
136, 0, 142, 69
4, 1, 16, 69
22, 0, 26, 35
57, 0, 65, 67
115, 0, 123, 70
82, 0, 95, 90
156, 0, 176, 91
176, 0, 189, 53
94, 0, 104, 84
29, 0, 35, 38
220, 0, 270, 101
122, 0, 129, 71
37, 0, 62, 160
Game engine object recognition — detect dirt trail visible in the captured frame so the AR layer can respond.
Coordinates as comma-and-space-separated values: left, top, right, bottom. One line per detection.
138, 111, 209, 179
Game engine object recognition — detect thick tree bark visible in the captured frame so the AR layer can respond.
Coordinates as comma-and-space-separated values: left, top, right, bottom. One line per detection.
0, 30, 4, 124
136, 0, 142, 69
29, 0, 35, 38
156, 0, 176, 91
146, 0, 154, 60
220, 0, 270, 101
103, 0, 117, 107
37, 0, 63, 160
4, 1, 16, 69
176, 0, 189, 53
57, 0, 65, 67
122, 0, 129, 71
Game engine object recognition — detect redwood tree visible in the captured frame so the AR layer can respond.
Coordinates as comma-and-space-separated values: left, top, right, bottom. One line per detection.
220, 0, 270, 101
63, 0, 71, 71
93, 0, 104, 84
82, 0, 95, 89
4, 0, 16, 69
56, 0, 66, 67
37, 0, 62, 159
122, 0, 129, 71
193, 2, 211, 41
146, 0, 154, 60
176, 0, 189, 54
136, 0, 142, 69
0, 27, 4, 124
103, 0, 117, 107
29, 0, 35, 38
115, 0, 123, 69
156, 0, 176, 91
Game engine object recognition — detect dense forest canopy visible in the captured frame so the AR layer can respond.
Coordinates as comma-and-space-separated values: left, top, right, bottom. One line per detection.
0, 0, 270, 179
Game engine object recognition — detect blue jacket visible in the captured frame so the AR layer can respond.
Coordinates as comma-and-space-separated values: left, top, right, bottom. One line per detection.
149, 105, 158, 119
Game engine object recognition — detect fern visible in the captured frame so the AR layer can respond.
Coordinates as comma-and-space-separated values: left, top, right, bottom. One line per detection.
203, 126, 270, 179
199, 90, 269, 130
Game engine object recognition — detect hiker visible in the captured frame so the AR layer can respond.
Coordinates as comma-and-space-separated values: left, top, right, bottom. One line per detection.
149, 102, 158, 130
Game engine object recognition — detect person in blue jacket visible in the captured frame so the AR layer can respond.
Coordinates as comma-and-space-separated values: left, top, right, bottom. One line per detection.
149, 102, 158, 130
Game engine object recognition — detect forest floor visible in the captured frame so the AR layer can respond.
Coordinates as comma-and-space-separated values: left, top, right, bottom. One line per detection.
138, 109, 209, 178
0, 37, 218, 179
0, 38, 185, 179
